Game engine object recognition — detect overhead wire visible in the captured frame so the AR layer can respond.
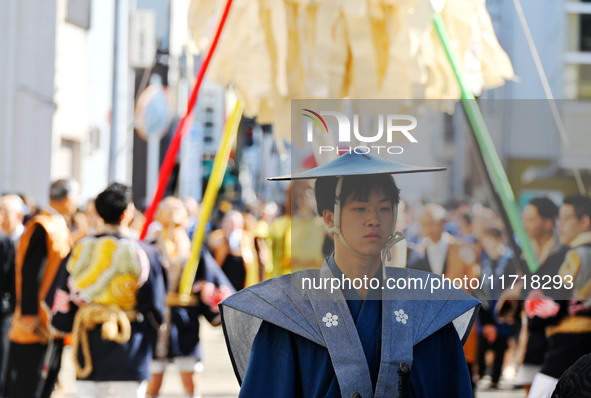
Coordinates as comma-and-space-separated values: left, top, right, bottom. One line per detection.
511, 0, 586, 193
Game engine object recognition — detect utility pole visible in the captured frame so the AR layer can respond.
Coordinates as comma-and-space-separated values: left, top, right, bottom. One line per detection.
109, 0, 136, 184
108, 0, 121, 183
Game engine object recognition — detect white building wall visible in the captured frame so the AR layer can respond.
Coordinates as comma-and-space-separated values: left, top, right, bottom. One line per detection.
0, 0, 128, 206
484, 0, 566, 161
52, 0, 90, 180
53, 0, 133, 202
0, 0, 57, 207
81, 0, 116, 200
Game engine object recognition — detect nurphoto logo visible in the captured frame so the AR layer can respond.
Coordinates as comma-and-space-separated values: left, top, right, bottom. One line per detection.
302, 109, 418, 155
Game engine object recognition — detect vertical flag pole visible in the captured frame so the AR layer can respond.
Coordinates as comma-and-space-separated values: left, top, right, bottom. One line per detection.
178, 100, 244, 297
432, 13, 539, 273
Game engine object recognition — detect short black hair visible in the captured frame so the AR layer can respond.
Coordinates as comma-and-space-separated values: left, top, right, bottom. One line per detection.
563, 194, 591, 221
314, 174, 400, 215
483, 226, 504, 240
49, 179, 79, 201
444, 196, 472, 211
95, 183, 132, 225
528, 197, 559, 221
461, 213, 472, 225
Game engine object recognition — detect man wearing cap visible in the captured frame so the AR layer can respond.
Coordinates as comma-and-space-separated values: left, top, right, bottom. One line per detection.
220, 153, 479, 397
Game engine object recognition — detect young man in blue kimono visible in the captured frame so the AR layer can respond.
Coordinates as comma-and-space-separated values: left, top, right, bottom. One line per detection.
220, 152, 480, 397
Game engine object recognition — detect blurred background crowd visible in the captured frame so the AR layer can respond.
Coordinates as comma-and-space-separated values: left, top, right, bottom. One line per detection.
0, 177, 590, 397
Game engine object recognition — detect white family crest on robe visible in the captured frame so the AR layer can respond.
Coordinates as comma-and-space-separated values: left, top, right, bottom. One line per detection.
322, 312, 339, 327
395, 309, 409, 325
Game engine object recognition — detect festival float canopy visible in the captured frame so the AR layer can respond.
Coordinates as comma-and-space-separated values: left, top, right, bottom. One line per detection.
188, 0, 514, 139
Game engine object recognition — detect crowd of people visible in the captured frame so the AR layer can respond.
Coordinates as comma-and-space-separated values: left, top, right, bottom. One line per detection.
0, 175, 589, 398
0, 180, 236, 398
402, 194, 591, 397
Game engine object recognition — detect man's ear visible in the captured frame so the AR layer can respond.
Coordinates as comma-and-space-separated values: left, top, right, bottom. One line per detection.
322, 209, 334, 229
543, 219, 554, 233
120, 203, 134, 225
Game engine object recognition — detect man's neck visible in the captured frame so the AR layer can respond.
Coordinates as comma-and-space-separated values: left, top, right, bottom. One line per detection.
333, 251, 380, 299
534, 233, 553, 250
100, 223, 129, 237
426, 231, 449, 245
9, 224, 24, 243
47, 204, 70, 227
430, 235, 443, 244
533, 233, 555, 263
49, 201, 72, 222
488, 244, 506, 260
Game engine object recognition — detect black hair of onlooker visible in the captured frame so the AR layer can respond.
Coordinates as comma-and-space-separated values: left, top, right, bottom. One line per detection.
49, 179, 79, 201
563, 194, 591, 222
95, 183, 133, 225
528, 197, 559, 221
483, 226, 504, 240
444, 196, 472, 211
461, 213, 472, 225
314, 174, 400, 216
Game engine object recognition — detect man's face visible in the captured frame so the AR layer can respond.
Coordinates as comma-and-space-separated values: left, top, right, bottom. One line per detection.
222, 212, 243, 235
65, 193, 80, 217
0, 196, 24, 235
522, 204, 545, 240
479, 233, 501, 258
420, 211, 444, 243
337, 189, 394, 258
557, 204, 590, 245
158, 198, 188, 228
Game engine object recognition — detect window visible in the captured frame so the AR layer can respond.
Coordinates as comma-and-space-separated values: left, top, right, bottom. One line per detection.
565, 1, 591, 98
66, 0, 91, 30
57, 139, 81, 181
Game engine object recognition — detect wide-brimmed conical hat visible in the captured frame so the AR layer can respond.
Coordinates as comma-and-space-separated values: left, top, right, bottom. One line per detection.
268, 152, 445, 181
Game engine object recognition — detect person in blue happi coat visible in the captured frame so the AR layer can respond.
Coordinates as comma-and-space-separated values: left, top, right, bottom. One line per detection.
220, 152, 480, 397
147, 196, 234, 398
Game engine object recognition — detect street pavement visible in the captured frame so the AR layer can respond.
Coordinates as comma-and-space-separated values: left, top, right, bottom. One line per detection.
166, 322, 527, 398
57, 320, 526, 397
